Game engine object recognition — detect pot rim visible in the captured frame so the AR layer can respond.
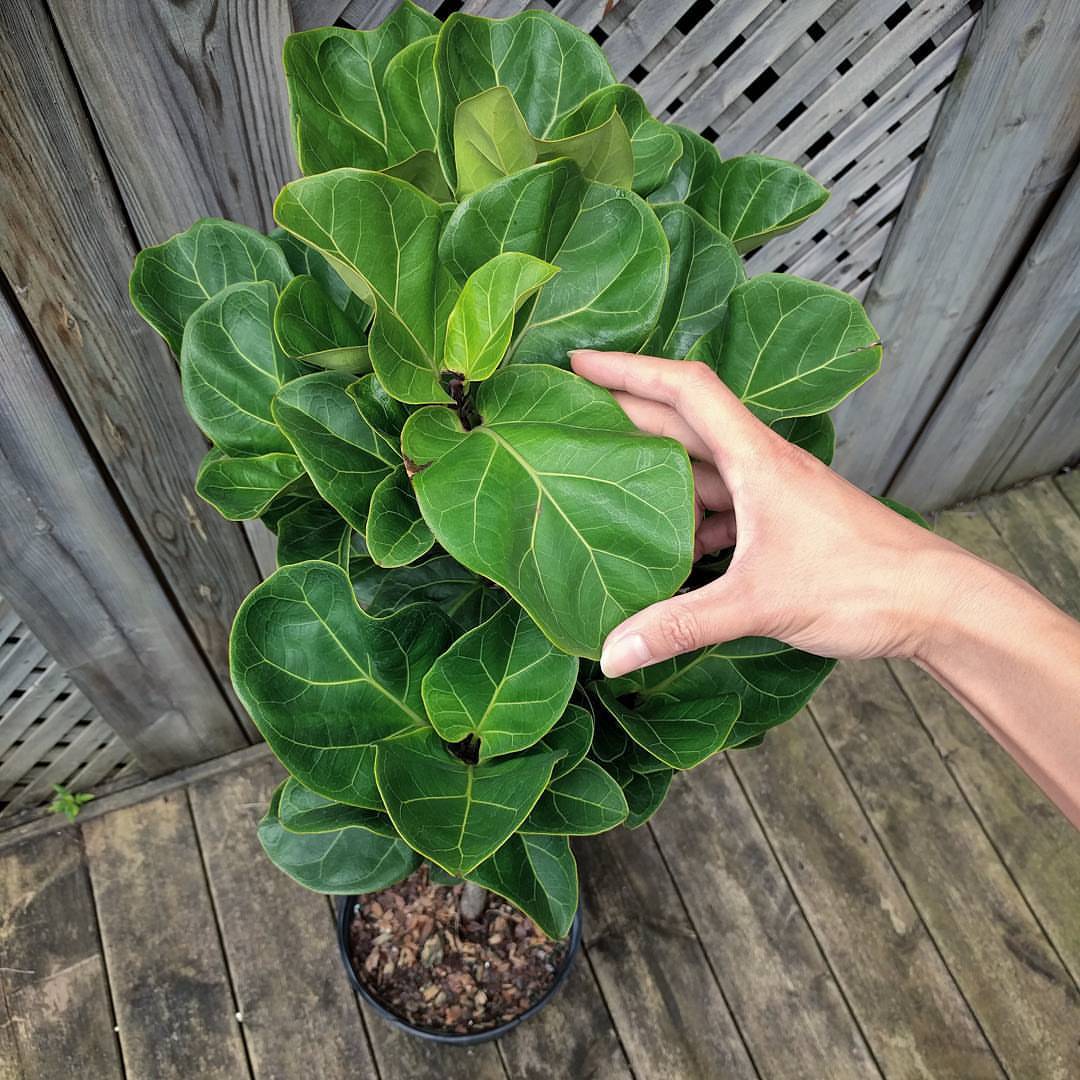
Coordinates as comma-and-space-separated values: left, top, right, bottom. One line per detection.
336, 891, 583, 1045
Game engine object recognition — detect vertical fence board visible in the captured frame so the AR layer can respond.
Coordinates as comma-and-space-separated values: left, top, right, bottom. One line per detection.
833, 0, 1080, 493
891, 167, 1080, 507
0, 0, 262, 717
0, 293, 247, 773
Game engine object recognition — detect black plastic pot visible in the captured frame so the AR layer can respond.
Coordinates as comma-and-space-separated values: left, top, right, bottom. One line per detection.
336, 894, 583, 1045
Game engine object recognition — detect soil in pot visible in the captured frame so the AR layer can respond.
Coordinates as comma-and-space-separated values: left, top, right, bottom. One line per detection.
348, 865, 570, 1036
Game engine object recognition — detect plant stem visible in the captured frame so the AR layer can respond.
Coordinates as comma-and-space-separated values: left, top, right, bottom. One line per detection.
459, 880, 488, 921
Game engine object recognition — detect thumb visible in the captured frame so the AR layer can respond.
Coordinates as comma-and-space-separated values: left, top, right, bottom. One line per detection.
599, 578, 756, 679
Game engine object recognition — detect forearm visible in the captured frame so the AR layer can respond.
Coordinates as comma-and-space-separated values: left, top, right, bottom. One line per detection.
914, 548, 1080, 828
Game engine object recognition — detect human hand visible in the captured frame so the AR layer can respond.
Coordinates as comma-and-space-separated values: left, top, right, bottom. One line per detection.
569, 350, 973, 678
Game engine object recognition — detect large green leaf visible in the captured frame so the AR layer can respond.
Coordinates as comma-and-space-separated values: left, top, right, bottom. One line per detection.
270, 227, 371, 328
274, 169, 450, 403
453, 86, 538, 198
195, 448, 306, 521
283, 4, 440, 174
535, 110, 634, 190
714, 155, 828, 254
374, 727, 557, 876
521, 759, 627, 836
365, 465, 435, 568
130, 218, 292, 354
274, 275, 370, 372
595, 637, 835, 762
690, 275, 881, 421
621, 769, 673, 829
642, 204, 744, 359
534, 703, 594, 779
402, 365, 694, 658
273, 371, 405, 531
773, 413, 836, 465
421, 602, 578, 760
439, 159, 669, 368
275, 500, 353, 568
230, 560, 454, 807
444, 252, 559, 381
259, 785, 419, 893
551, 85, 682, 196
648, 125, 725, 221
384, 35, 440, 160
278, 777, 395, 838
467, 834, 577, 940
181, 282, 304, 455
434, 9, 615, 190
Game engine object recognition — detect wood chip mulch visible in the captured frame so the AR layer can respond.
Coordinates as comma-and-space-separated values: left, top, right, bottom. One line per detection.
348, 865, 570, 1035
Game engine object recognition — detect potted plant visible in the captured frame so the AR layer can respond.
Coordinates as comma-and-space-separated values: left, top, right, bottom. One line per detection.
129, 2, 889, 1041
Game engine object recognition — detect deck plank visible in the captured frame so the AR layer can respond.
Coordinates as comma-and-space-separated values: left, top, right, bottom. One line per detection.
731, 715, 1002, 1078
0, 830, 122, 1077
810, 660, 1080, 1078
82, 792, 251, 1079
361, 1015, 508, 1080
188, 760, 379, 1080
577, 825, 756, 1079
650, 757, 881, 1079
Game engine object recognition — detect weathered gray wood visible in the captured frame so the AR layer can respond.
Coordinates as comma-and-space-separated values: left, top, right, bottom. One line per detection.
0, 693, 94, 802
1056, 468, 1080, 516
810, 661, 1080, 1078
578, 822, 756, 1079
731, 716, 1002, 1078
361, 1010, 508, 1080
599, 0, 699, 79
0, 635, 46, 707
0, 294, 247, 773
891, 168, 1080, 508
189, 759, 380, 1080
83, 792, 251, 1079
0, 830, 123, 1077
291, 0, 352, 30
833, 0, 1080, 492
888, 503, 1080, 986
461, 0, 533, 16
551, 0, 624, 32
0, 663, 68, 760
0, 0, 263, 710
340, 0, 439, 29
650, 757, 881, 1079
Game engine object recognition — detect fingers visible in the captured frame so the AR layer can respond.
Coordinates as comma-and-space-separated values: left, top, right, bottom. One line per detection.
692, 463, 732, 513
612, 392, 713, 461
599, 577, 755, 678
695, 511, 737, 559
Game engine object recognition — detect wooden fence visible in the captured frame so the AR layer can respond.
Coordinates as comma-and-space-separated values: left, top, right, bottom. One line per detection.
0, 0, 1077, 807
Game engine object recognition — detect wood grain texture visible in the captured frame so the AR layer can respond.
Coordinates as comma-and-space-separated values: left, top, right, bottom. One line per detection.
361, 1015, 508, 1080
578, 822, 756, 1080
891, 167, 1080, 508
189, 759, 380, 1080
810, 660, 1080, 1078
731, 714, 1002, 1079
83, 792, 251, 1079
340, 0, 439, 30
291, 0, 352, 30
1056, 468, 1080, 515
0, 0, 262, 715
0, 830, 122, 1078
833, 0, 1080, 492
887, 503, 1080, 986
650, 757, 881, 1080
0, 293, 247, 773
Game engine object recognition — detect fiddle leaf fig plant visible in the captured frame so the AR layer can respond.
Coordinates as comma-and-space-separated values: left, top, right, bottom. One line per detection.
130, 2, 890, 943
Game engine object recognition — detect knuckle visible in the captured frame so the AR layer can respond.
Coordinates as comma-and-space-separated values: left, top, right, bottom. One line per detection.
681, 361, 716, 393
657, 604, 701, 654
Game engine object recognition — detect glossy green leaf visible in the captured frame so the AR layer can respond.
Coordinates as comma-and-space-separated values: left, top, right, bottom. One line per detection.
230, 560, 454, 806
595, 637, 835, 763
454, 86, 538, 198
274, 275, 371, 372
403, 365, 694, 658
691, 275, 882, 421
444, 253, 559, 381
259, 785, 419, 893
383, 149, 454, 202
590, 709, 670, 775
773, 413, 836, 465
714, 155, 829, 253
534, 704, 593, 779
552, 85, 681, 195
130, 218, 292, 354
642, 203, 744, 359
270, 227, 371, 328
440, 159, 669, 368
275, 500, 353, 568
274, 169, 450, 403
365, 465, 435, 568
283, 4, 440, 174
878, 497, 931, 530
521, 759, 627, 836
648, 125, 725, 221
384, 35, 440, 160
181, 282, 304, 455
273, 371, 405, 531
278, 777, 395, 837
374, 727, 557, 876
259, 477, 318, 534
421, 602, 578, 759
195, 448, 306, 520
467, 834, 577, 939
535, 109, 634, 190
621, 768, 673, 829
435, 9, 615, 189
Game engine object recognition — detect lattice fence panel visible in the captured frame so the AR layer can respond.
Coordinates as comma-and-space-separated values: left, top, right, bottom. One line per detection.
0, 594, 141, 820
333, 0, 982, 298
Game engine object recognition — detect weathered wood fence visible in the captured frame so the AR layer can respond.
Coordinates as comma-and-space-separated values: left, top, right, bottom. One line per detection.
1, 0, 1077, 805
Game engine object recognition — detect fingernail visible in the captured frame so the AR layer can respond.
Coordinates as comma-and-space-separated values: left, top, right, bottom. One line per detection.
600, 633, 652, 678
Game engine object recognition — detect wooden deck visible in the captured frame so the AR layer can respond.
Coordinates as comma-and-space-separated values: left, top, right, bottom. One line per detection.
1, 473, 1078, 1080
